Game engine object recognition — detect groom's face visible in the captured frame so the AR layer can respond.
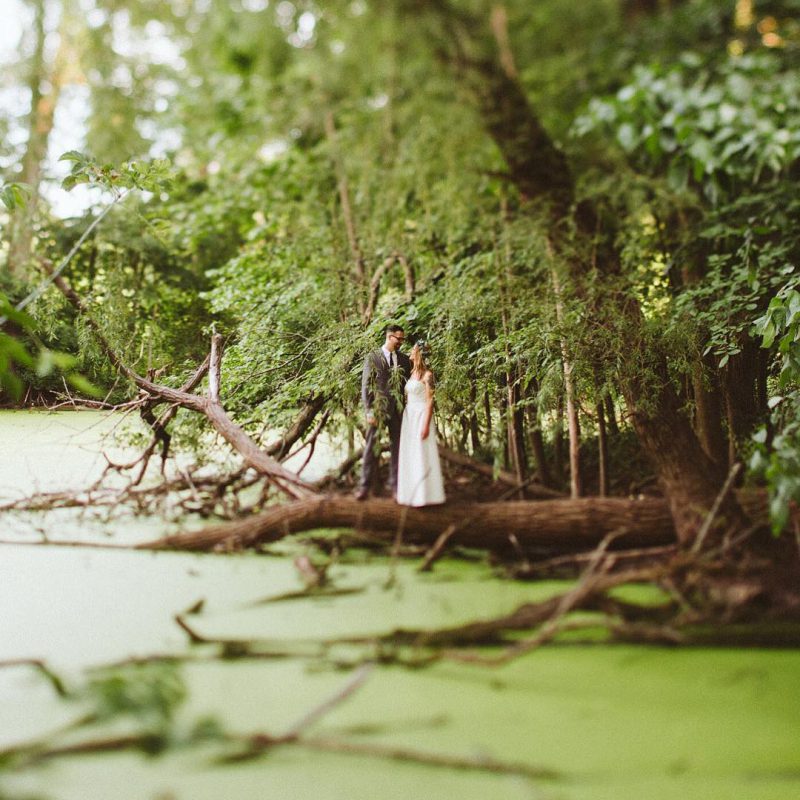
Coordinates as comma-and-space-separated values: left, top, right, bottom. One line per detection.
387, 331, 405, 351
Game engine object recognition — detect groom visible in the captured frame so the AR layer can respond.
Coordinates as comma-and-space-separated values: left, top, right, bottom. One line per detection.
355, 324, 411, 501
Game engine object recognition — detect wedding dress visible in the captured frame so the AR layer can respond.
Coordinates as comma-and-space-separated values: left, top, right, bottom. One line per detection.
396, 378, 446, 506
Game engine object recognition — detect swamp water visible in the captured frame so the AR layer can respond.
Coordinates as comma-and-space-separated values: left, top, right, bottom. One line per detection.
1, 410, 799, 800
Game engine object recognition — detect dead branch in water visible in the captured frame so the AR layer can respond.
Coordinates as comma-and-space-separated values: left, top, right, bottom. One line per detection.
52, 274, 315, 501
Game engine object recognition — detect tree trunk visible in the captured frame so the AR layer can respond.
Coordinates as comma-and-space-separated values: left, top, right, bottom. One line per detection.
480, 388, 491, 440
622, 356, 744, 544
565, 368, 582, 498
468, 377, 481, 453
499, 383, 510, 470
691, 355, 727, 467
604, 392, 619, 436
621, 0, 687, 20
417, 0, 747, 543
8, 0, 47, 276
596, 398, 609, 497
9, 0, 75, 277
721, 338, 763, 466
141, 489, 769, 555
550, 260, 582, 498
506, 369, 527, 485
141, 495, 678, 553
525, 377, 552, 488
553, 393, 565, 482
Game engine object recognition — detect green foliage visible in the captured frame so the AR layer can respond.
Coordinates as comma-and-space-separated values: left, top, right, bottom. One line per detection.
59, 151, 174, 195
1, 289, 102, 402
572, 33, 800, 529
4, 0, 799, 505
86, 662, 186, 726
574, 51, 800, 201
0, 182, 30, 211
751, 279, 800, 533
0, 296, 35, 400
756, 285, 800, 382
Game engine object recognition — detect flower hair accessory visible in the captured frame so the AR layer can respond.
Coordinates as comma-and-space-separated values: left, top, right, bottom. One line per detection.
414, 339, 431, 356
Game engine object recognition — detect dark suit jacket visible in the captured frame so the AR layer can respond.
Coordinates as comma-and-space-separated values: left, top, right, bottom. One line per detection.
361, 349, 411, 422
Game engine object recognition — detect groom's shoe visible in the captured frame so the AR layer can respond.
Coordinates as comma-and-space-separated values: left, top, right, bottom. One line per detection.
354, 487, 369, 501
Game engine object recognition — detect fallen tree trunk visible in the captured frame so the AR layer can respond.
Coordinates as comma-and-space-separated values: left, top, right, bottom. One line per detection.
139, 495, 679, 552
53, 276, 315, 500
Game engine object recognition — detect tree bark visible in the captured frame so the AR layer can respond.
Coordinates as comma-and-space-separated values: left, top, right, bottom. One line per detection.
265, 395, 327, 459
721, 338, 763, 466
140, 495, 679, 553
525, 377, 552, 488
596, 398, 609, 497
604, 392, 619, 436
553, 393, 565, 482
551, 263, 582, 498
506, 368, 527, 485
468, 377, 481, 453
621, 0, 688, 21
7, 0, 69, 277
622, 355, 744, 543
691, 355, 727, 467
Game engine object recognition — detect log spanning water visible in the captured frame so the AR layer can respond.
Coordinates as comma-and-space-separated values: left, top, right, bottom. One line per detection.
140, 495, 677, 553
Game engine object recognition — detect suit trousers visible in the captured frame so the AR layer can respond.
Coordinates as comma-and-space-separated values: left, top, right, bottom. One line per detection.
360, 410, 402, 493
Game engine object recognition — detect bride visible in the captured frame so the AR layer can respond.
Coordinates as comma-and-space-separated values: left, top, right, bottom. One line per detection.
396, 341, 446, 507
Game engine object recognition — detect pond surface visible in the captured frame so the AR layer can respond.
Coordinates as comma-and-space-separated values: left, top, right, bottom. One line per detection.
1, 410, 799, 800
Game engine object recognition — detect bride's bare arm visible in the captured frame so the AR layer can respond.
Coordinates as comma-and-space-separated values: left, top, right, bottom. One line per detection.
420, 371, 435, 439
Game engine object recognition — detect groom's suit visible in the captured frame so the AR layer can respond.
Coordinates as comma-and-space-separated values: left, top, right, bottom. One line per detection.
360, 348, 411, 494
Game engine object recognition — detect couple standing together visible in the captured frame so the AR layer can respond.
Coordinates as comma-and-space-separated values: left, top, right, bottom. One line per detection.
355, 325, 446, 507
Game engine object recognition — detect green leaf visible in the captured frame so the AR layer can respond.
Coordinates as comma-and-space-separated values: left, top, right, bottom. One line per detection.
0, 183, 30, 211
58, 150, 89, 163
0, 335, 35, 369
761, 320, 776, 349
67, 373, 103, 398
0, 370, 23, 402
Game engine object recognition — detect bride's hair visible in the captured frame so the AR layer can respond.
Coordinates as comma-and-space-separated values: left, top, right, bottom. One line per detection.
411, 342, 429, 376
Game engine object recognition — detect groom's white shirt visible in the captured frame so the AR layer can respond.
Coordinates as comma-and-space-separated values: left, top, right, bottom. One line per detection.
381, 345, 395, 367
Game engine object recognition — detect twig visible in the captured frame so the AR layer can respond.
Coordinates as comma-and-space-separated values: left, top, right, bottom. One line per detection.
0, 192, 126, 327
0, 658, 69, 697
514, 544, 677, 578
692, 463, 742, 555
385, 504, 410, 588
445, 529, 631, 665
295, 735, 559, 781
282, 663, 374, 739
418, 524, 457, 572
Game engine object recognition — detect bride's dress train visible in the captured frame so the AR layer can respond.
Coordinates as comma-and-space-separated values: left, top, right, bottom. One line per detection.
396, 378, 445, 507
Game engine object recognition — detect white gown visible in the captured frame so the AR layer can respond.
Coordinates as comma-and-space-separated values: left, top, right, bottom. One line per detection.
396, 378, 446, 507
